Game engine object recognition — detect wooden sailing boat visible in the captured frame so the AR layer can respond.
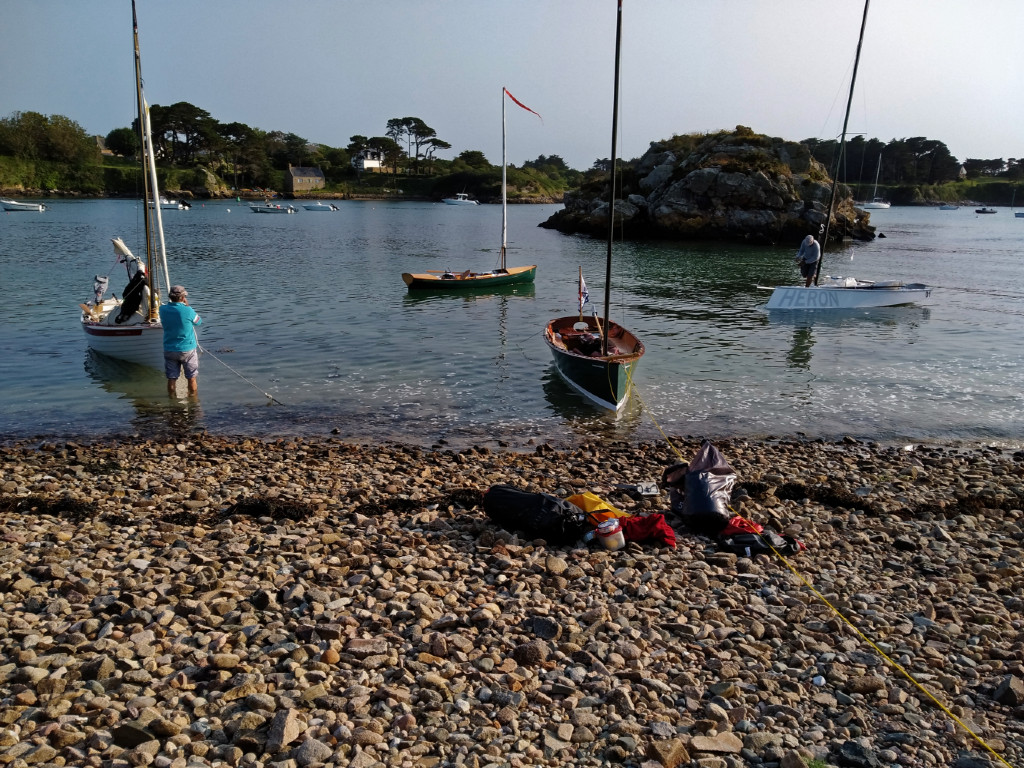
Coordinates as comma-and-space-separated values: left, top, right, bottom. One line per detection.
764, 0, 930, 311
80, 0, 178, 368
543, 0, 645, 411
402, 88, 538, 289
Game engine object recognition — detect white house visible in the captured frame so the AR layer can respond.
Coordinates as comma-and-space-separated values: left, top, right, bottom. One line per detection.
352, 148, 384, 173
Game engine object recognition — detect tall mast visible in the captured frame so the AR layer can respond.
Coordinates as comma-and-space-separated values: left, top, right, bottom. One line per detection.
816, 0, 870, 285
602, 0, 623, 356
501, 87, 507, 271
132, 0, 159, 319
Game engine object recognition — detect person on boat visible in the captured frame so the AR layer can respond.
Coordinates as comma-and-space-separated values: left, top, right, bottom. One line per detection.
159, 285, 202, 397
795, 234, 821, 287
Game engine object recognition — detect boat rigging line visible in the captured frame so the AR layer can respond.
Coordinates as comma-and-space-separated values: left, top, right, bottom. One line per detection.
196, 344, 285, 406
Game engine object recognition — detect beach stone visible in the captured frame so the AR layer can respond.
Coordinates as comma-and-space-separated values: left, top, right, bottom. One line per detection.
690, 733, 743, 754
994, 675, 1024, 706
646, 739, 690, 768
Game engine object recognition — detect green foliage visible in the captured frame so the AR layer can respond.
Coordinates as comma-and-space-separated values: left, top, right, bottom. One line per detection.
105, 127, 139, 158
0, 111, 99, 167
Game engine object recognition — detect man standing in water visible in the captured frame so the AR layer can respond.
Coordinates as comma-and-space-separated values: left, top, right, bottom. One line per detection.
795, 234, 821, 288
160, 285, 202, 397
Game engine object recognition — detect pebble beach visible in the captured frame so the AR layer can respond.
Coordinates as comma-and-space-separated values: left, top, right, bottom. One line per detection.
1, 434, 1022, 768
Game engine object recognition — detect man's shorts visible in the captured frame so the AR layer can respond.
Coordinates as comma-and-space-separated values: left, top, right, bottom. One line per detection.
164, 348, 199, 380
800, 261, 818, 279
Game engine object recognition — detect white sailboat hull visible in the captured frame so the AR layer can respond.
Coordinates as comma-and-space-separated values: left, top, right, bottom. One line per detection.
860, 201, 890, 209
764, 281, 931, 310
82, 319, 165, 369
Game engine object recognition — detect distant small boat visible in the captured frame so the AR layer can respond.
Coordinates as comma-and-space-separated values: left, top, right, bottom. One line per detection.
442, 192, 479, 205
1, 198, 46, 212
149, 197, 190, 210
858, 154, 890, 209
1016, 212, 1024, 218
975, 207, 997, 214
938, 204, 959, 210
250, 202, 297, 214
302, 201, 339, 211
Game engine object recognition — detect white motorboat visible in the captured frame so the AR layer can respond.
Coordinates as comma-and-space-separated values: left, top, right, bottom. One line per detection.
149, 196, 190, 210
442, 192, 479, 205
302, 201, 339, 211
764, 1, 929, 311
1, 198, 46, 212
938, 204, 959, 210
250, 202, 297, 213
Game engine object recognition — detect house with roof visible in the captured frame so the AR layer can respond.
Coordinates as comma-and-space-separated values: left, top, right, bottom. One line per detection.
284, 165, 325, 195
351, 148, 384, 173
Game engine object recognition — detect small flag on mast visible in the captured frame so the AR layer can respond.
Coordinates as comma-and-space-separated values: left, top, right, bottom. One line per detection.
503, 88, 542, 121
579, 273, 590, 312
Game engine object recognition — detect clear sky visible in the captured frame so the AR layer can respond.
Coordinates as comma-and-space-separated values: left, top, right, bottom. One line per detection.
2, 1, 1021, 170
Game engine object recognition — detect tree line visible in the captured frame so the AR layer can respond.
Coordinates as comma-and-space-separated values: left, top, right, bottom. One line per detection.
2, 105, 1019, 195
804, 134, 1024, 188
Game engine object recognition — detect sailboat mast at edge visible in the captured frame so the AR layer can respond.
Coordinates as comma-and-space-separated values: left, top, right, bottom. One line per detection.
602, 0, 623, 356
815, 0, 870, 285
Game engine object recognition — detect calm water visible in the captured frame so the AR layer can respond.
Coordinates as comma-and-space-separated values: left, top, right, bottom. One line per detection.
1, 199, 1022, 448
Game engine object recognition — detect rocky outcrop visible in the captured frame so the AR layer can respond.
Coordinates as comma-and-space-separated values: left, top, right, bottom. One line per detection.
541, 127, 875, 245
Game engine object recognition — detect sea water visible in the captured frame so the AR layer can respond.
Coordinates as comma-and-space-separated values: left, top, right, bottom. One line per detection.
1, 200, 1021, 448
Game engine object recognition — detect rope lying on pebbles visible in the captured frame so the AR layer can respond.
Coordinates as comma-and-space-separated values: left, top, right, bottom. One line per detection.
1, 435, 1022, 768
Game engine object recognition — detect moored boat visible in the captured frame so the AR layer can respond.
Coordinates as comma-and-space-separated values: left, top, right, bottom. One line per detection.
402, 87, 539, 291
938, 203, 959, 210
80, 1, 190, 369
302, 201, 339, 211
764, 278, 932, 310
1, 198, 46, 212
763, 0, 930, 312
250, 202, 297, 213
975, 207, 997, 214
442, 192, 478, 205
544, 3, 645, 411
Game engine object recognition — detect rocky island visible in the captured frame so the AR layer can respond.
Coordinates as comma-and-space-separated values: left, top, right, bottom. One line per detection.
541, 126, 876, 246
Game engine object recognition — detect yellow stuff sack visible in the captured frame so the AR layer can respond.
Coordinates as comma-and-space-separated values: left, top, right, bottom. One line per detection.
566, 492, 631, 524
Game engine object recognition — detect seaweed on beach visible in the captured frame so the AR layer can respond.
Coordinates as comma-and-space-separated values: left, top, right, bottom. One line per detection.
353, 489, 484, 518
0, 494, 98, 521
162, 510, 205, 526
220, 497, 317, 522
773, 482, 882, 515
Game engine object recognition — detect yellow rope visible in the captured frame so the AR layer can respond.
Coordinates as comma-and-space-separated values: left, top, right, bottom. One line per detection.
624, 370, 1013, 767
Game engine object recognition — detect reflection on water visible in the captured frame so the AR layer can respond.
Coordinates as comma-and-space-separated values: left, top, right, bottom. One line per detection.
764, 307, 932, 372
84, 352, 205, 439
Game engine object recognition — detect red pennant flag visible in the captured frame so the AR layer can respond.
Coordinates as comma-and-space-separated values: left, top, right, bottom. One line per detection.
503, 88, 542, 121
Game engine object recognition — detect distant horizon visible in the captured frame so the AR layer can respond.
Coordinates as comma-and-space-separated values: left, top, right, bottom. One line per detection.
3, 1, 1021, 171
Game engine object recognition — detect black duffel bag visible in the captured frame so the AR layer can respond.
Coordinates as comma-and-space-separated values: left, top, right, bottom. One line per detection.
483, 485, 588, 545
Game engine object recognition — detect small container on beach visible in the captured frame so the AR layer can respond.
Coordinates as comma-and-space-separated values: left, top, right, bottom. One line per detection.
597, 519, 625, 551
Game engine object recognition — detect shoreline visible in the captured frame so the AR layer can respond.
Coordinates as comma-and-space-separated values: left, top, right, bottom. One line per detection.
1, 434, 1022, 767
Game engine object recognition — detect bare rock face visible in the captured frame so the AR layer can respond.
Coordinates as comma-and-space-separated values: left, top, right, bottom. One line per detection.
542, 126, 875, 245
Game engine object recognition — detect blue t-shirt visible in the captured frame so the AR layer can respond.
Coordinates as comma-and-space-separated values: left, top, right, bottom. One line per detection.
159, 301, 202, 352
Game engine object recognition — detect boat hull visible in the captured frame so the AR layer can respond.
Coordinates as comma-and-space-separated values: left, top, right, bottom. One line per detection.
764, 282, 932, 310
82, 320, 165, 369
2, 199, 46, 212
403, 265, 536, 289
860, 201, 890, 210
250, 204, 296, 213
544, 315, 645, 411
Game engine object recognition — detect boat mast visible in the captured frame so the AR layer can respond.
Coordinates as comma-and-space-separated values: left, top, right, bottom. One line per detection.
872, 153, 882, 199
501, 87, 507, 271
815, 0, 870, 285
131, 0, 160, 320
602, 0, 623, 356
